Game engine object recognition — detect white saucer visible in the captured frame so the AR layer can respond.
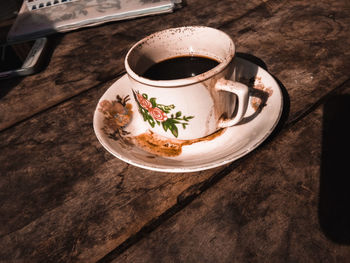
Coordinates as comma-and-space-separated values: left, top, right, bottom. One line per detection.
93, 57, 283, 173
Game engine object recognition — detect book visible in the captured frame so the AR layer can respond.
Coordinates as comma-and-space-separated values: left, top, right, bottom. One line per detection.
7, 0, 182, 42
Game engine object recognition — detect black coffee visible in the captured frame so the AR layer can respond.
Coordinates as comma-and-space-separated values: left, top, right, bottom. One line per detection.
142, 55, 220, 80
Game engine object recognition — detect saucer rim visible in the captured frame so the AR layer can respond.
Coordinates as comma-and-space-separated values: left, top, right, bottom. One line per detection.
93, 58, 283, 173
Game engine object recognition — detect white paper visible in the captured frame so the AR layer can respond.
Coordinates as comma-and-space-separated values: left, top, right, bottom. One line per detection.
8, 0, 182, 41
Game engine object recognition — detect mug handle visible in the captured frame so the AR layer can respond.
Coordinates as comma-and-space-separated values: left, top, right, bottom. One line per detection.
215, 78, 249, 128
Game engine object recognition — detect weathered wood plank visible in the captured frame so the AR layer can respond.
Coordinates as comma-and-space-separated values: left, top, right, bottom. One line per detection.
115, 82, 350, 263
218, 0, 350, 124
0, 80, 232, 262
0, 0, 263, 131
0, 0, 349, 262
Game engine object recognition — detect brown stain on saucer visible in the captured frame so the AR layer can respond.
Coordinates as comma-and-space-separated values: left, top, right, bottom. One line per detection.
134, 129, 226, 157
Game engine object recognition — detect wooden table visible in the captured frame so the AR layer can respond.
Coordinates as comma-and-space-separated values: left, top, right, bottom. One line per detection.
1, 0, 350, 262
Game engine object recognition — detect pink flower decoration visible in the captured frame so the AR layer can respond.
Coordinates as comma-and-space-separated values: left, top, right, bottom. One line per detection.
149, 107, 168, 122
137, 93, 152, 110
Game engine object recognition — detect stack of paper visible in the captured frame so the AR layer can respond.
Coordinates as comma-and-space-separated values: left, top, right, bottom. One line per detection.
8, 0, 182, 41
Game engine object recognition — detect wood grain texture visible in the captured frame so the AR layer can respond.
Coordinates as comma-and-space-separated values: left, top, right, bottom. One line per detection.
116, 82, 350, 263
0, 81, 233, 262
0, 0, 350, 262
0, 0, 263, 131
218, 0, 350, 124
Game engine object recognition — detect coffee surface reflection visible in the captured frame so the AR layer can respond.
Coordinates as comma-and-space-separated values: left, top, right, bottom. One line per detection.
142, 55, 219, 80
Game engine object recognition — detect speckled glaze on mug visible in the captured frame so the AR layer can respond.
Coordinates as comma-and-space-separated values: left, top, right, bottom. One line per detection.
125, 26, 249, 140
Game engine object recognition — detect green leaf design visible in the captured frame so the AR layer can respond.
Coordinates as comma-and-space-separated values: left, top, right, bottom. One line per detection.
133, 90, 195, 138
157, 104, 175, 113
141, 109, 148, 121
150, 98, 157, 108
148, 117, 155, 128
170, 123, 178, 138
162, 121, 169, 131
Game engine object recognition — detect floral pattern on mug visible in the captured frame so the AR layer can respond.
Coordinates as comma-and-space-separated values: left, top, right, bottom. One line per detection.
149, 107, 168, 122
136, 93, 152, 110
133, 90, 194, 138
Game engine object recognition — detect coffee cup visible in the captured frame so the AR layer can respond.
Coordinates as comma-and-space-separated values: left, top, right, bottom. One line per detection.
125, 26, 249, 140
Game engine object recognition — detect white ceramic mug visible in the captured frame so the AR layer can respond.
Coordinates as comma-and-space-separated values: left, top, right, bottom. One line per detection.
125, 26, 249, 140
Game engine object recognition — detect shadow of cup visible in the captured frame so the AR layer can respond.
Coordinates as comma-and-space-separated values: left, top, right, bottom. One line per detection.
234, 53, 275, 125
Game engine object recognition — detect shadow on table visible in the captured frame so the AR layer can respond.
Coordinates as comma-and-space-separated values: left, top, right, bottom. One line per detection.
236, 52, 290, 143
0, 36, 59, 100
0, 77, 21, 99
319, 94, 350, 244
236, 52, 268, 70
0, 12, 60, 100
